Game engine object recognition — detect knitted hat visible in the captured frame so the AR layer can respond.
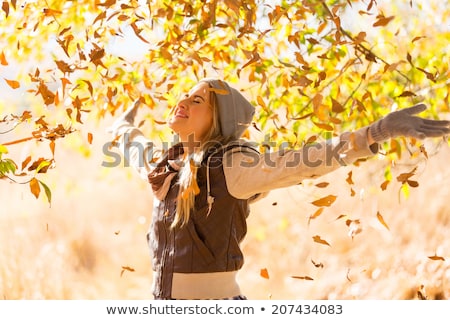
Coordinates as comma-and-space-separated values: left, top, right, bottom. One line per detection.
200, 78, 255, 139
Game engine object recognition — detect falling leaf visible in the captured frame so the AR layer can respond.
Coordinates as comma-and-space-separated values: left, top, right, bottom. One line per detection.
4, 78, 20, 89
260, 268, 270, 279
0, 51, 8, 65
373, 15, 395, 27
313, 235, 331, 246
315, 182, 329, 188
412, 36, 426, 43
308, 208, 324, 225
2, 1, 9, 17
346, 171, 354, 185
120, 265, 135, 277
427, 255, 445, 261
376, 211, 390, 231
346, 219, 362, 239
291, 276, 314, 280
87, 132, 93, 144
311, 260, 324, 268
380, 180, 390, 191
396, 167, 417, 184
311, 194, 337, 207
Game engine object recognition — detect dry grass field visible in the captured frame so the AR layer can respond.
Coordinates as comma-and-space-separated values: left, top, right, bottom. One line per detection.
1, 119, 449, 300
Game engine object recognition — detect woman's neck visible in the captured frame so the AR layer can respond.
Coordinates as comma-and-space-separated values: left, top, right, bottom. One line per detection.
179, 133, 203, 155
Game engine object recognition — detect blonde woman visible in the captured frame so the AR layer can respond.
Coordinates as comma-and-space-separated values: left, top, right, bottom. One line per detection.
109, 79, 449, 300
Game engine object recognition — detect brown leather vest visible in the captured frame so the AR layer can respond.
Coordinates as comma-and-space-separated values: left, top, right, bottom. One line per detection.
147, 143, 255, 299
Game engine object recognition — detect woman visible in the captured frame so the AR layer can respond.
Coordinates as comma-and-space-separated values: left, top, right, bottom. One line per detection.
109, 78, 449, 300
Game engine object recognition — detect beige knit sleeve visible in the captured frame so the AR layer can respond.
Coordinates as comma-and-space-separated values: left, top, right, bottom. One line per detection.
223, 127, 378, 199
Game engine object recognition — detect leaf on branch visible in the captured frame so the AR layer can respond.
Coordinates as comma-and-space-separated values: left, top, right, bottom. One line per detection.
397, 91, 416, 98
311, 195, 337, 207
313, 235, 331, 246
39, 179, 52, 205
30, 177, 41, 199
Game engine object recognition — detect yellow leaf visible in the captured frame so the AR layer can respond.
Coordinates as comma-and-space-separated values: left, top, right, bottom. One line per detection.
311, 195, 337, 207
312, 235, 331, 246
260, 268, 270, 279
4, 78, 20, 89
29, 177, 41, 199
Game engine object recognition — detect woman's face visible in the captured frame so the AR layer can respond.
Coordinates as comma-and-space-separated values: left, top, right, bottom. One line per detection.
168, 82, 213, 142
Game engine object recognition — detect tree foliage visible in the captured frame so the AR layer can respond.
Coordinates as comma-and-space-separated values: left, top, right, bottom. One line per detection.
0, 0, 449, 204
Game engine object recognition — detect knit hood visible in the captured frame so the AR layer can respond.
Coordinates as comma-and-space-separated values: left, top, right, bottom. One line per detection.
200, 79, 255, 139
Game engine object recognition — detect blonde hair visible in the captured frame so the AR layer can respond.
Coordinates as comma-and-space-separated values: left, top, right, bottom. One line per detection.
171, 86, 230, 228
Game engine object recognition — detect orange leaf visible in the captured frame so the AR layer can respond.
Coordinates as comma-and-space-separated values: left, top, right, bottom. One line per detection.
49, 140, 55, 157
377, 212, 390, 231
308, 208, 324, 225
312, 235, 331, 246
29, 177, 41, 199
311, 195, 337, 207
380, 180, 390, 191
120, 265, 135, 277
4, 78, 20, 89
87, 132, 93, 144
346, 171, 354, 185
260, 268, 270, 279
373, 15, 395, 27
0, 51, 8, 65
428, 255, 445, 261
315, 182, 329, 188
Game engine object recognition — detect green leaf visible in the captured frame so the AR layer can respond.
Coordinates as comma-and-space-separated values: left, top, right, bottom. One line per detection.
39, 179, 52, 205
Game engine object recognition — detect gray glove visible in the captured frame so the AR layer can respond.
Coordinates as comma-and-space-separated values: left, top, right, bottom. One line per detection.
120, 99, 140, 125
106, 100, 141, 134
369, 104, 450, 142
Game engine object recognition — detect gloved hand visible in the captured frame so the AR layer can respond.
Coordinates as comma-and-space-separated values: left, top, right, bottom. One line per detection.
368, 104, 450, 142
120, 99, 141, 125
106, 99, 141, 133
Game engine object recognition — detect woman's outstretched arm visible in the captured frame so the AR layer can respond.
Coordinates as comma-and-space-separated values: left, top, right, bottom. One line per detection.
224, 104, 449, 199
